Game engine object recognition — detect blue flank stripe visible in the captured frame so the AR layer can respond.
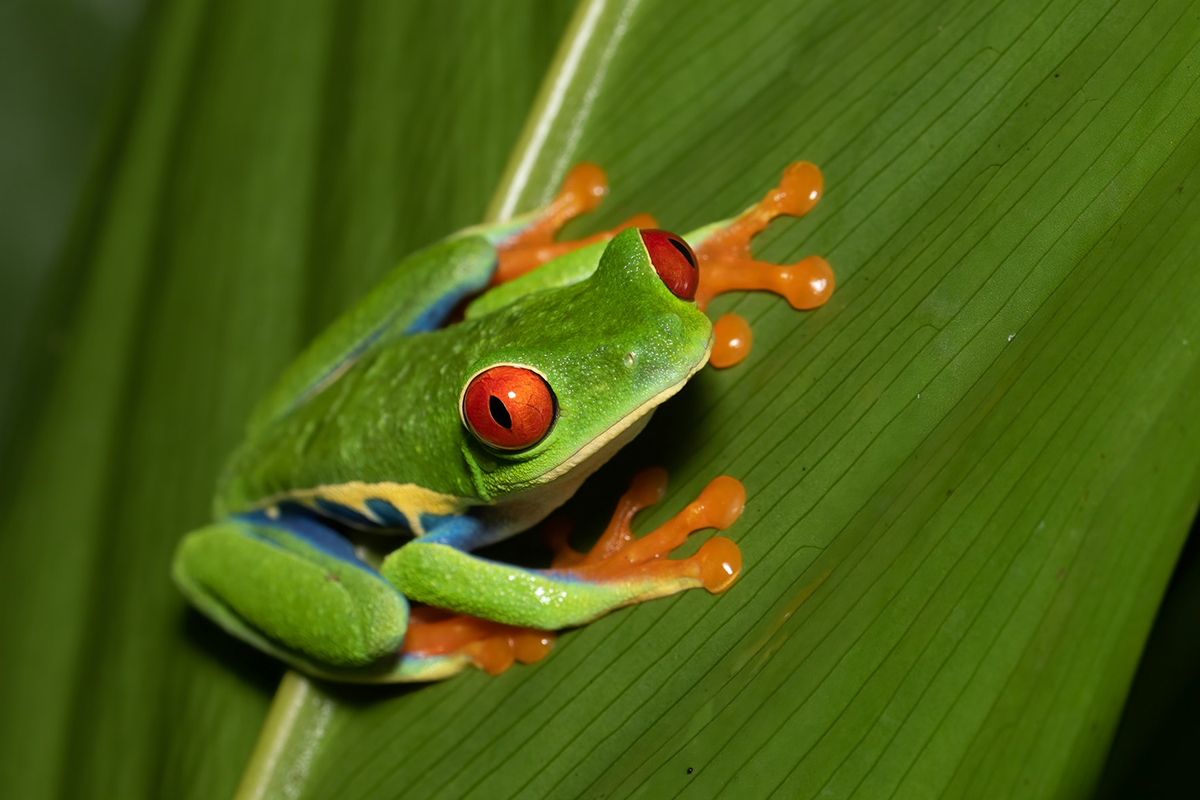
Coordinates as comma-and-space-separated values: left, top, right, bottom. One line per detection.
314, 498, 376, 528
404, 285, 469, 334
365, 498, 409, 528
419, 513, 455, 537
238, 507, 380, 576
419, 514, 486, 548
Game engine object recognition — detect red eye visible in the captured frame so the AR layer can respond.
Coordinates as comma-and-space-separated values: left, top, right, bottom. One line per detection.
462, 365, 556, 451
640, 229, 698, 301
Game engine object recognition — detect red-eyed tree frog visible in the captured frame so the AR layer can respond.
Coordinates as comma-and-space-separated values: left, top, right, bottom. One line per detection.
173, 164, 833, 682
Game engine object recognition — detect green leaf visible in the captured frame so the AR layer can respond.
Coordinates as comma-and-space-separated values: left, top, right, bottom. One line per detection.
0, 2, 573, 798
0, 0, 142, 455
6, 0, 1200, 798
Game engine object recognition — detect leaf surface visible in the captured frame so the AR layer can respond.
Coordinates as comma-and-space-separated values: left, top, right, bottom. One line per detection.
4, 0, 1200, 798
0, 2, 573, 798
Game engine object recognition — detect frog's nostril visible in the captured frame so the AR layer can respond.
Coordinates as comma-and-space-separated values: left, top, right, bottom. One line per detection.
623, 352, 637, 368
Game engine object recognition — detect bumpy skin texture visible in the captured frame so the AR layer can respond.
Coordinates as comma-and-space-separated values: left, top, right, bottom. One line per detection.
216, 229, 711, 513
382, 542, 692, 630
175, 521, 408, 666
174, 221, 718, 682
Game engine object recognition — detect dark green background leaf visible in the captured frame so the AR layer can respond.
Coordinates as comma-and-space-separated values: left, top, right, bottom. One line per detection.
4, 0, 1200, 797
0, 1, 573, 797
0, 0, 143, 450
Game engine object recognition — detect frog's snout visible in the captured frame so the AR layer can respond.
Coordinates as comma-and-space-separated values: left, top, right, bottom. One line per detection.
616, 312, 709, 377
653, 311, 686, 340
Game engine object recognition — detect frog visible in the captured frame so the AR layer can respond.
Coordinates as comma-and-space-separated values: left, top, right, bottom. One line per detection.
172, 163, 833, 683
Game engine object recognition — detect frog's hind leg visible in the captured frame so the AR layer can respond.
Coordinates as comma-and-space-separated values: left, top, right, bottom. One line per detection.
381, 470, 746, 631
489, 163, 657, 286
172, 510, 410, 674
173, 510, 543, 682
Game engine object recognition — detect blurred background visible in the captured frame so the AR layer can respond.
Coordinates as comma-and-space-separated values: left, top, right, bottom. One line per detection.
0, 0, 144, 445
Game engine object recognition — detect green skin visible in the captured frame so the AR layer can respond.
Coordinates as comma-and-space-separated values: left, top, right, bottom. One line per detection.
173, 214, 724, 683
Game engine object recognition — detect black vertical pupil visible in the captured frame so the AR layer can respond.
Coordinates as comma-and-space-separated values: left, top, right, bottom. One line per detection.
669, 237, 696, 268
489, 395, 512, 429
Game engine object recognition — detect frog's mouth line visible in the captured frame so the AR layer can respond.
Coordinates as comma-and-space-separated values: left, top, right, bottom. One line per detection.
531, 333, 715, 487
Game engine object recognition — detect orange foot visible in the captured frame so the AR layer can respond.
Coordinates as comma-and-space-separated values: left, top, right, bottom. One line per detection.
492, 163, 657, 286
693, 161, 835, 312
548, 468, 746, 595
401, 605, 555, 676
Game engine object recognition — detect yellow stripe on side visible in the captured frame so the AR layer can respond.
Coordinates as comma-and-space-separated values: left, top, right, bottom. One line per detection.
256, 481, 471, 535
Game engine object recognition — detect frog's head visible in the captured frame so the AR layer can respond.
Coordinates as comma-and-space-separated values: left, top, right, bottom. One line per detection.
457, 227, 712, 508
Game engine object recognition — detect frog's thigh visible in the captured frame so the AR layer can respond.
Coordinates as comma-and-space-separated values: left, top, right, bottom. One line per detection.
173, 514, 408, 669
383, 519, 694, 630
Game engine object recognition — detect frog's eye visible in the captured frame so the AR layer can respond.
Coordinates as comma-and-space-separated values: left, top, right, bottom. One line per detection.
461, 365, 556, 451
640, 229, 699, 301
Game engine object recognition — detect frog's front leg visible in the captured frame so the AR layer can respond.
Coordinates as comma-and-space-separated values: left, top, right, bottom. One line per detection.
383, 470, 746, 630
